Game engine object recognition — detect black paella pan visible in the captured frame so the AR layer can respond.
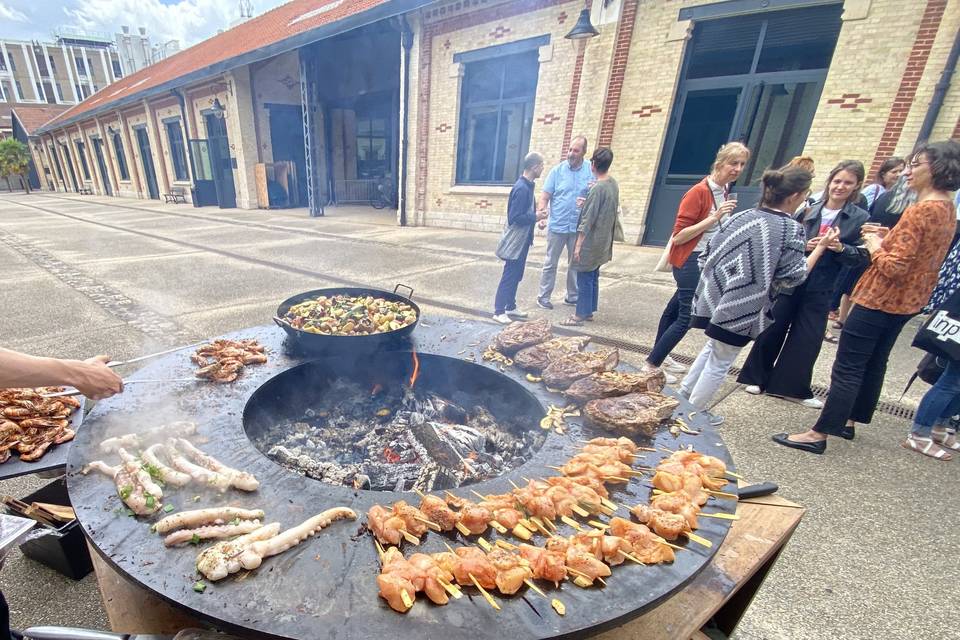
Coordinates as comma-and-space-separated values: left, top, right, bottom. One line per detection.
274, 284, 420, 353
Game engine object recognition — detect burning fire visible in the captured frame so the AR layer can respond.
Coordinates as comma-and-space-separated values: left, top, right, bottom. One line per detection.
409, 351, 420, 388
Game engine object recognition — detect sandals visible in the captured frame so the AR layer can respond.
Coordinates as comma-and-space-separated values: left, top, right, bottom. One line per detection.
832, 321, 844, 330
932, 427, 960, 451
901, 434, 953, 460
560, 317, 584, 327
824, 331, 839, 344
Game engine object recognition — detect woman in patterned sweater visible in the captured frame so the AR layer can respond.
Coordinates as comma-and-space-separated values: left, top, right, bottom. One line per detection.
679, 166, 838, 426
775, 140, 960, 455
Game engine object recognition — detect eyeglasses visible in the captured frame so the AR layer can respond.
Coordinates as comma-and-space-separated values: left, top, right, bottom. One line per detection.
908, 159, 929, 168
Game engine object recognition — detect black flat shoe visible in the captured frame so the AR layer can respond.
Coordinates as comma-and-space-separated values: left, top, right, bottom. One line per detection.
840, 425, 855, 440
772, 432, 826, 454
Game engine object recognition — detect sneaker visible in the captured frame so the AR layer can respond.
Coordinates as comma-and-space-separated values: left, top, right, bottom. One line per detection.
664, 371, 678, 385
492, 313, 512, 325
536, 299, 554, 310
800, 397, 824, 409
563, 298, 577, 306
744, 385, 762, 396
506, 309, 529, 319
662, 356, 687, 374
704, 411, 725, 427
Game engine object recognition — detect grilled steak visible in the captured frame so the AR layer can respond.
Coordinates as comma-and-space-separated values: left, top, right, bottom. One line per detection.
493, 319, 552, 355
583, 392, 679, 437
541, 349, 619, 390
514, 336, 591, 373
565, 370, 666, 404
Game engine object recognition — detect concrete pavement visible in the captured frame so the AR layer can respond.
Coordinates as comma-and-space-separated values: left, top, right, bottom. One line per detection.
0, 192, 956, 639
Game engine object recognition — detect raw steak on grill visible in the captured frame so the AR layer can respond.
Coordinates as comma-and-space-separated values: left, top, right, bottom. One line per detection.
583, 392, 679, 437
541, 349, 619, 390
565, 370, 666, 405
493, 319, 552, 355
514, 336, 591, 373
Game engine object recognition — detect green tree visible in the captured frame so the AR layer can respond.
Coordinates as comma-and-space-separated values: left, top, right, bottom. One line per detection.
0, 138, 32, 194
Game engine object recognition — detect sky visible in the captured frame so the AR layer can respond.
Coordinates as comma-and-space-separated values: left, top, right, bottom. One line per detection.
0, 0, 290, 49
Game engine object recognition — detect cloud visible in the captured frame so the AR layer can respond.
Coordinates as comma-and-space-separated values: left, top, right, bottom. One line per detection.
0, 2, 28, 22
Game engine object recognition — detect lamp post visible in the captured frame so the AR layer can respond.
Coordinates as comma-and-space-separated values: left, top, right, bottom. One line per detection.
210, 97, 226, 119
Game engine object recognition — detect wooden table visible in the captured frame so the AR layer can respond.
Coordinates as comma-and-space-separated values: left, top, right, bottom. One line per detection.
89, 493, 804, 639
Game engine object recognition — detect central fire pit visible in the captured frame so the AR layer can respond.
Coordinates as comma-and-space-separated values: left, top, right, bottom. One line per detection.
244, 353, 546, 492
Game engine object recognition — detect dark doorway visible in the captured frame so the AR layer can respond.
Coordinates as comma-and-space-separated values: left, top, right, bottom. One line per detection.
188, 139, 219, 207
134, 127, 160, 200
49, 144, 66, 190
60, 143, 79, 192
267, 103, 308, 206
204, 112, 236, 209
91, 137, 113, 196
644, 4, 842, 245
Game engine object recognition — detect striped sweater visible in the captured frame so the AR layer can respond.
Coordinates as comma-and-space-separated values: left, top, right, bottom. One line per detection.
691, 207, 808, 346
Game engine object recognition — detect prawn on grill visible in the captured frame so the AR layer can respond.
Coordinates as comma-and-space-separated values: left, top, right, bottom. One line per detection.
607, 517, 676, 564
192, 339, 267, 383
630, 504, 689, 541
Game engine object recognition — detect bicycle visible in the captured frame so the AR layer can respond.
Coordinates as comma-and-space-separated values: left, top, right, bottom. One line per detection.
371, 176, 396, 210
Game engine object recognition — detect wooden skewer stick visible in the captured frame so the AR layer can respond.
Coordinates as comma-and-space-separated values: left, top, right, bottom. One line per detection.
477, 538, 493, 552
701, 512, 739, 520
601, 497, 619, 511
726, 470, 745, 480
560, 515, 583, 531
546, 465, 565, 473
412, 515, 442, 532
512, 524, 533, 540
443, 541, 457, 554
454, 521, 473, 537
496, 540, 518, 551
400, 589, 414, 609
588, 520, 609, 530
706, 489, 739, 500
469, 489, 489, 501
524, 579, 546, 598
374, 540, 385, 562
414, 489, 428, 499
469, 574, 501, 611
683, 532, 713, 548
489, 520, 508, 534
439, 579, 463, 599
605, 476, 632, 484
400, 529, 421, 545
654, 537, 684, 551
621, 552, 645, 565
508, 479, 521, 490
567, 567, 606, 586
570, 504, 590, 518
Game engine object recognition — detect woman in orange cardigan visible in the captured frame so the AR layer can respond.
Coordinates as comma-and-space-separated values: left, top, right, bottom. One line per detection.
644, 142, 750, 382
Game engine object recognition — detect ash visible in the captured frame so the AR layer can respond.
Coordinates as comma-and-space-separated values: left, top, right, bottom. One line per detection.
254, 379, 542, 492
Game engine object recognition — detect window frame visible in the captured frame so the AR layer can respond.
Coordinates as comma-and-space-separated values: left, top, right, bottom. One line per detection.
112, 132, 130, 181
164, 118, 189, 182
453, 36, 547, 187
75, 140, 91, 180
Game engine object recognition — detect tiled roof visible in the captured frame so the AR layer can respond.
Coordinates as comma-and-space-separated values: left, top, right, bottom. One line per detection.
11, 105, 72, 136
39, 0, 427, 133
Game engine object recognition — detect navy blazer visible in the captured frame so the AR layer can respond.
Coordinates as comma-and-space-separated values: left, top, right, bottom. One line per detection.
788, 201, 871, 293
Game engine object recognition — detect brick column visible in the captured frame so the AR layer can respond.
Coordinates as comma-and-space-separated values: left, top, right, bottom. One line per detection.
597, 0, 637, 148
870, 0, 948, 173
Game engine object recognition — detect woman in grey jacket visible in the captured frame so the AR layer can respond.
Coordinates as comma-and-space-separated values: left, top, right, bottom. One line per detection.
679, 166, 838, 426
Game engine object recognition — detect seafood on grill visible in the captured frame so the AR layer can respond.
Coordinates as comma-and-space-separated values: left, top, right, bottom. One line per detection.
583, 392, 680, 436
565, 369, 666, 405
196, 507, 356, 581
493, 319, 552, 355
140, 444, 192, 487
83, 448, 163, 516
162, 439, 258, 492
100, 421, 197, 453
541, 349, 619, 390
283, 294, 417, 336
192, 339, 267, 384
0, 388, 80, 464
155, 507, 266, 547
513, 336, 590, 373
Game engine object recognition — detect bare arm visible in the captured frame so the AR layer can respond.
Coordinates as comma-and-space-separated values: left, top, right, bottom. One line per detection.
0, 348, 124, 399
537, 190, 551, 214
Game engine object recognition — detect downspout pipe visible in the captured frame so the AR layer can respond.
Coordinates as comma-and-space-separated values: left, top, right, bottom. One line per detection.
399, 15, 413, 227
917, 26, 960, 147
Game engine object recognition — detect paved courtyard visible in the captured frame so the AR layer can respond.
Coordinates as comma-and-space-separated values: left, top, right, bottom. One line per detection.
0, 192, 955, 639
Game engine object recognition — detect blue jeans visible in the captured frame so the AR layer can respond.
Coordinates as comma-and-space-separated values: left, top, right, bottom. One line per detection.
912, 359, 960, 437
494, 241, 530, 315
575, 269, 599, 318
648, 252, 701, 366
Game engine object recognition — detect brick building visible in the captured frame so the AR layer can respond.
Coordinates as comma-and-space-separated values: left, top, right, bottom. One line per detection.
30, 0, 960, 245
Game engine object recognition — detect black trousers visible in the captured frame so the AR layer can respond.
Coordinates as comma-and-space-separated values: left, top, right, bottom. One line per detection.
813, 305, 913, 435
493, 241, 530, 315
737, 285, 832, 399
648, 251, 701, 366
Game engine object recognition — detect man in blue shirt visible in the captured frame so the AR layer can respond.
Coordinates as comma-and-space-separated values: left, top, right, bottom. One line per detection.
536, 136, 593, 309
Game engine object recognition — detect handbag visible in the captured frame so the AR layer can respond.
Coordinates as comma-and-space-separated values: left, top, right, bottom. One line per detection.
912, 289, 960, 362
495, 223, 530, 261
653, 237, 673, 273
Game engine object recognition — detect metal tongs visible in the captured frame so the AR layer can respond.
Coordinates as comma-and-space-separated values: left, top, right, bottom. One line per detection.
41, 342, 206, 398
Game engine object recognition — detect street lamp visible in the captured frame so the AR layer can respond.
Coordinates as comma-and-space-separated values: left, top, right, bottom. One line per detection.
210, 97, 226, 119
565, 7, 600, 55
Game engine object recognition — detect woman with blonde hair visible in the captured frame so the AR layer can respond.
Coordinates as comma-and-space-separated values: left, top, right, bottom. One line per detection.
644, 142, 750, 383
